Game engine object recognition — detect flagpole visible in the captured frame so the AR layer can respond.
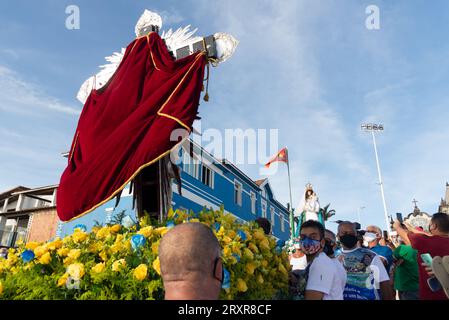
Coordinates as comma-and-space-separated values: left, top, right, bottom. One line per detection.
286, 148, 294, 241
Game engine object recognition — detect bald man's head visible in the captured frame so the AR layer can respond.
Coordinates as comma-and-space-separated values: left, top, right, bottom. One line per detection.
159, 222, 221, 281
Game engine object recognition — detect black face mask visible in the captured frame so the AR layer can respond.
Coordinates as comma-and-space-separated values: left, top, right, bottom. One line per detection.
323, 240, 335, 256
339, 234, 358, 249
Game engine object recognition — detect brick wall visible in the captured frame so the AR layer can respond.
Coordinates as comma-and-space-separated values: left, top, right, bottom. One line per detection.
27, 208, 59, 243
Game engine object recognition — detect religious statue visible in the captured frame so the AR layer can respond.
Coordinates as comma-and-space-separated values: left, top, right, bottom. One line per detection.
294, 183, 325, 237
57, 10, 238, 222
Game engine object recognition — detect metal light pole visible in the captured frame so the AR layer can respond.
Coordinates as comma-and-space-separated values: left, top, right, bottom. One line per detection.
361, 123, 391, 233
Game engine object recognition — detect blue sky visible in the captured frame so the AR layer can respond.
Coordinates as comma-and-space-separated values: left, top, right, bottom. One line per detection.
1, 0, 449, 232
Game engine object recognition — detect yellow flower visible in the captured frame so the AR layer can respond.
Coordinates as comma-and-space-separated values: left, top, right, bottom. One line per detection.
259, 238, 270, 251
110, 243, 122, 254
57, 273, 69, 287
243, 248, 254, 260
237, 278, 248, 292
0, 281, 3, 296
25, 241, 39, 251
39, 252, 52, 265
133, 264, 148, 281
245, 262, 256, 275
227, 230, 236, 238
110, 224, 121, 233
99, 250, 108, 262
189, 218, 200, 223
47, 238, 63, 251
278, 263, 287, 275
67, 263, 85, 280
137, 226, 154, 238
96, 227, 111, 240
253, 230, 266, 241
88, 242, 102, 253
91, 262, 105, 274
111, 259, 126, 272
248, 242, 259, 253
72, 230, 88, 244
261, 260, 268, 268
257, 274, 264, 284
223, 246, 232, 258
155, 227, 169, 237
67, 249, 81, 260
57, 247, 70, 257
152, 257, 161, 275
222, 236, 232, 244
33, 245, 47, 258
151, 241, 159, 255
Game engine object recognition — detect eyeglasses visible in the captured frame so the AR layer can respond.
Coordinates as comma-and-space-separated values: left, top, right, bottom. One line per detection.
213, 257, 224, 284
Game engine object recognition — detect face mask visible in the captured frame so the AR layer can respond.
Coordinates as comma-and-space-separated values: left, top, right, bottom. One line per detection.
363, 232, 377, 247
300, 236, 322, 255
339, 234, 358, 249
323, 240, 335, 256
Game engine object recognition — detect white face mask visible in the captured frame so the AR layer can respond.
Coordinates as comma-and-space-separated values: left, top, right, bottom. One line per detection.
363, 232, 377, 247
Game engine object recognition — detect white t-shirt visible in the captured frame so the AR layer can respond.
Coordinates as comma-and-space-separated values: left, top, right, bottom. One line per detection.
290, 255, 308, 271
306, 252, 346, 300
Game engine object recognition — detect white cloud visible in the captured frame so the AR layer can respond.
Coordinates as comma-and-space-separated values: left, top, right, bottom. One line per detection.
0, 65, 81, 116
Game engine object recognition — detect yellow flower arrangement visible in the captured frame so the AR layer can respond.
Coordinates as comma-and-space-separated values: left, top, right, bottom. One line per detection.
133, 264, 148, 281
0, 208, 289, 300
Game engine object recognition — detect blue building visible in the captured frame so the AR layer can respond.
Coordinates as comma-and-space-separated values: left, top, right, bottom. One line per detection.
58, 140, 290, 240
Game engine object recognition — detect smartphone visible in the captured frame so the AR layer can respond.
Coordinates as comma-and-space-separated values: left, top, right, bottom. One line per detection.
383, 230, 388, 239
396, 212, 403, 224
421, 253, 433, 266
427, 277, 442, 292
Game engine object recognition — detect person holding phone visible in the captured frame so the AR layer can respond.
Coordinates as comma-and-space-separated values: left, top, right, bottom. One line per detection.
393, 212, 449, 300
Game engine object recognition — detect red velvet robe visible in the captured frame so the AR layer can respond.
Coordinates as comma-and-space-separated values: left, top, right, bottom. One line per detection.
57, 32, 207, 222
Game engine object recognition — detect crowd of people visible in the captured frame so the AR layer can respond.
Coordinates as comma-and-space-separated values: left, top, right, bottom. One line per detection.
156, 211, 449, 300
288, 212, 449, 300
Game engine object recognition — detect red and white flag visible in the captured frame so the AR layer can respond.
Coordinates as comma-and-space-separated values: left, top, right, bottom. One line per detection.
264, 147, 288, 168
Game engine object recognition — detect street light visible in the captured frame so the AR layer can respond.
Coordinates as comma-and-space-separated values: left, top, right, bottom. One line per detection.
361, 123, 390, 233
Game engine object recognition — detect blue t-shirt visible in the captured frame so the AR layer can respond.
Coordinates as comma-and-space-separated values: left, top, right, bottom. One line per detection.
370, 245, 393, 272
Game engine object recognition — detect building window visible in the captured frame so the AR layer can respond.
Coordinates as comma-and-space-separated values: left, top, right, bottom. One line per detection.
281, 217, 285, 232
183, 151, 199, 179
234, 181, 242, 206
270, 207, 275, 227
201, 165, 214, 188
261, 201, 267, 218
250, 191, 256, 214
